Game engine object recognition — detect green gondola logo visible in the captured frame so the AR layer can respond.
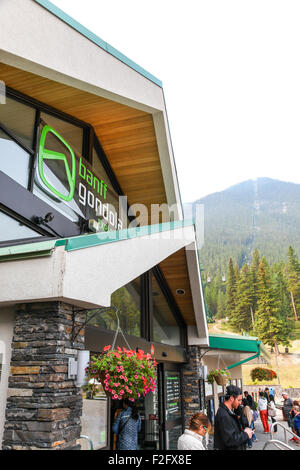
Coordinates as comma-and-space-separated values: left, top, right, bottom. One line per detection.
38, 125, 76, 202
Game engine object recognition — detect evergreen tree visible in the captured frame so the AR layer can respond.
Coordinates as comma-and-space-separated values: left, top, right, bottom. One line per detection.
225, 258, 237, 320
230, 264, 253, 332
272, 269, 293, 346
216, 290, 227, 319
250, 248, 260, 317
255, 258, 289, 352
286, 246, 300, 321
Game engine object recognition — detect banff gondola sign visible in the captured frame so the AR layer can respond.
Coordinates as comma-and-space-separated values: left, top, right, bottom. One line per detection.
36, 122, 123, 231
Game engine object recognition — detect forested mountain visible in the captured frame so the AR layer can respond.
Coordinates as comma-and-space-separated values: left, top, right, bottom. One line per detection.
186, 178, 300, 279
184, 179, 300, 344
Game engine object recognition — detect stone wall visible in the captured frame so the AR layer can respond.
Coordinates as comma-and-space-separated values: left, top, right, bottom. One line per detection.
2, 302, 85, 450
181, 346, 203, 425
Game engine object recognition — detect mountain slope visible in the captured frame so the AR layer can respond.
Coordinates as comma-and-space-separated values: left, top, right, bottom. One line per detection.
186, 178, 300, 277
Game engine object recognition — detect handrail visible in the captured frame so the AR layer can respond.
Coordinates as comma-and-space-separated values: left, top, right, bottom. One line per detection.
270, 421, 299, 444
263, 439, 294, 451
78, 435, 94, 450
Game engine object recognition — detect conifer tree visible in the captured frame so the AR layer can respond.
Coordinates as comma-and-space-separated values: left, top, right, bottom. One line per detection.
230, 264, 253, 332
250, 248, 260, 318
255, 258, 289, 353
216, 290, 226, 319
286, 246, 300, 321
225, 258, 237, 320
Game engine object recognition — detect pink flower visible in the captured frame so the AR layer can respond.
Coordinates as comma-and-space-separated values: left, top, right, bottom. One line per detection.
104, 345, 111, 352
112, 390, 116, 394
113, 394, 118, 399
129, 398, 135, 402
134, 375, 139, 379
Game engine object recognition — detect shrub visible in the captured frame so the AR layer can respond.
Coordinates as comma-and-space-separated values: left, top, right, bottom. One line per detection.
250, 367, 277, 382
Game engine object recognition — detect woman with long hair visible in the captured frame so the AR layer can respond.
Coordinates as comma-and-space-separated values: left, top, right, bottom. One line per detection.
112, 398, 141, 450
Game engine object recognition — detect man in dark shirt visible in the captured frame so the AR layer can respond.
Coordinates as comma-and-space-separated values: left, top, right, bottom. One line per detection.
214, 385, 253, 450
244, 391, 254, 409
282, 393, 293, 427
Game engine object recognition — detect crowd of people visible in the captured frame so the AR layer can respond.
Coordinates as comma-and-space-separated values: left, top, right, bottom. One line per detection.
177, 385, 300, 451
110, 386, 300, 450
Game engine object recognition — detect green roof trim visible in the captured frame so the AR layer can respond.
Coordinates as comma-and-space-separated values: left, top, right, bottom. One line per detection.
33, 0, 162, 88
0, 240, 59, 262
0, 220, 194, 261
58, 219, 194, 252
209, 334, 261, 354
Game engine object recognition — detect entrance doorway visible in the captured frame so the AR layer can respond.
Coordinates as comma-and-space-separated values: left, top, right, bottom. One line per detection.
109, 363, 184, 450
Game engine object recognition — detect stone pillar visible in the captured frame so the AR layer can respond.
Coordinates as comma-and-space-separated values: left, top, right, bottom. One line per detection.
181, 345, 203, 425
2, 302, 85, 450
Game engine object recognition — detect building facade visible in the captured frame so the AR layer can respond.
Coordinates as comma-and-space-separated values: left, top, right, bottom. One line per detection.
0, 0, 261, 451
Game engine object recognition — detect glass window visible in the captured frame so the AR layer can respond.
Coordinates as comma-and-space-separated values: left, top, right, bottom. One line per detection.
166, 425, 183, 451
152, 274, 181, 346
80, 377, 108, 450
40, 113, 83, 155
0, 96, 36, 148
92, 146, 127, 231
87, 277, 141, 337
0, 129, 31, 189
0, 211, 42, 243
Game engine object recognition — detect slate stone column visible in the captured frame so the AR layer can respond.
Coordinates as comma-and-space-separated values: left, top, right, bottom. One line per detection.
181, 346, 203, 425
2, 302, 85, 450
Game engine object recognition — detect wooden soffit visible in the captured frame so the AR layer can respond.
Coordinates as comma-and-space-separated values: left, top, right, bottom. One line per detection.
159, 248, 196, 326
0, 63, 167, 219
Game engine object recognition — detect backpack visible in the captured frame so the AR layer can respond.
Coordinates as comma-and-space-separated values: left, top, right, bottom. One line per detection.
267, 403, 276, 417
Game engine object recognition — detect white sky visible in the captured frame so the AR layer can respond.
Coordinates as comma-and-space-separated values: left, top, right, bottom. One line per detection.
51, 0, 300, 202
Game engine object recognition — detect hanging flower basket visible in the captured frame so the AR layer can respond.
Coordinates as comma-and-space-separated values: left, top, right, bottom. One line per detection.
207, 368, 231, 386
85, 345, 157, 402
215, 374, 230, 386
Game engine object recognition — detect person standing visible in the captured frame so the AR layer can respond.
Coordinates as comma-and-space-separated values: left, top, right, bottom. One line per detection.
244, 391, 254, 409
242, 398, 255, 448
112, 398, 141, 450
214, 385, 253, 450
258, 392, 270, 433
264, 388, 270, 402
282, 393, 294, 428
267, 395, 277, 433
178, 413, 211, 450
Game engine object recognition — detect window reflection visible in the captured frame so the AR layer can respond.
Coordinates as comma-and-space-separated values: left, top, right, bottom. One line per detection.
0, 129, 31, 189
152, 274, 181, 346
0, 211, 42, 243
87, 277, 141, 337
0, 96, 35, 148
40, 113, 83, 155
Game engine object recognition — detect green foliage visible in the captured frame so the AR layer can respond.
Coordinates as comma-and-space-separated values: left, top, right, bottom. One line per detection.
86, 346, 157, 401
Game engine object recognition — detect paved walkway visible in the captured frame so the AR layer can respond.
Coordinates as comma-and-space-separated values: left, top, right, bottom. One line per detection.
248, 411, 300, 451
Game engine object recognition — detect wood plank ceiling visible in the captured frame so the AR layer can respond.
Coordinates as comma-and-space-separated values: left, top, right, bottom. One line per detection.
0, 62, 197, 326
0, 63, 167, 217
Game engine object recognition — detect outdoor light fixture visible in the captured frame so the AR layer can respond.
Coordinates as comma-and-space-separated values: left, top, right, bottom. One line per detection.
176, 289, 185, 295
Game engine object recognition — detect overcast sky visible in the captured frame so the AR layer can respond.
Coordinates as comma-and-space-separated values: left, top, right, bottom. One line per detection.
52, 0, 300, 202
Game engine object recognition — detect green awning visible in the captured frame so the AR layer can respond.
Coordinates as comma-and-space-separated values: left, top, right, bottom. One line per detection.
209, 333, 261, 354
